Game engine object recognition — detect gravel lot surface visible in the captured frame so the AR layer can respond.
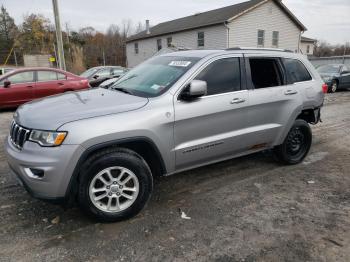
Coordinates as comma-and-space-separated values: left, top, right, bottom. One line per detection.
0, 91, 350, 262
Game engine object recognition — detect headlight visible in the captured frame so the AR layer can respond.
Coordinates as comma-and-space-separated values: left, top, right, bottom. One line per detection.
29, 130, 67, 147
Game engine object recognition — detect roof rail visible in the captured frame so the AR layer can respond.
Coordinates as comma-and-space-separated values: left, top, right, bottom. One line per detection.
225, 47, 294, 53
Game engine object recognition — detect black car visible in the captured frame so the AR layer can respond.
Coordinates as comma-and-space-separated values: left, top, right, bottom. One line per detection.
317, 64, 350, 93
80, 66, 128, 88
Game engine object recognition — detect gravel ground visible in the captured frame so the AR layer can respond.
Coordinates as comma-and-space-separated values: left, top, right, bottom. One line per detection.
0, 91, 350, 262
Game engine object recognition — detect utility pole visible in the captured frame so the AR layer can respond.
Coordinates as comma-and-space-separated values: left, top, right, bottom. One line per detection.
52, 0, 66, 71
13, 50, 18, 66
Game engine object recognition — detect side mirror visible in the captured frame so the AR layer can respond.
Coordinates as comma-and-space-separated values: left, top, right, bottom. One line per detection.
4, 80, 11, 88
180, 80, 207, 101
93, 74, 99, 79
341, 71, 350, 75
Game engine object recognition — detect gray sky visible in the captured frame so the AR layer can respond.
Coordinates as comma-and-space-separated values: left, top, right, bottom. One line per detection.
2, 0, 350, 44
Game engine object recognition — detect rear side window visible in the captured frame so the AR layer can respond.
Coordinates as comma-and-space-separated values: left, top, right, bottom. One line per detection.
37, 71, 58, 81
57, 73, 66, 80
195, 57, 241, 95
283, 58, 312, 84
249, 58, 283, 89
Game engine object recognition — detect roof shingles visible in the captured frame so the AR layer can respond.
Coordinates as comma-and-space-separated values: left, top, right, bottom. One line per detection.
127, 0, 306, 42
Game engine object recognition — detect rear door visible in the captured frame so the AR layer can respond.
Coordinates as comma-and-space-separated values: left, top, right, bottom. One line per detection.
34, 70, 67, 99
244, 55, 303, 148
0, 71, 35, 108
174, 55, 251, 170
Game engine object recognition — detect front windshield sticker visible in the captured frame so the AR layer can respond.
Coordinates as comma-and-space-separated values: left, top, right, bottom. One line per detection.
169, 61, 192, 67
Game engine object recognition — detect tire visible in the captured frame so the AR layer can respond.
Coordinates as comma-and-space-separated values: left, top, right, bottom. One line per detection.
78, 148, 153, 222
328, 80, 338, 93
274, 119, 312, 165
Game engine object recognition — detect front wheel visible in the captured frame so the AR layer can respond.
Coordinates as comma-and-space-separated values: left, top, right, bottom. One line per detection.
78, 148, 153, 222
274, 119, 312, 165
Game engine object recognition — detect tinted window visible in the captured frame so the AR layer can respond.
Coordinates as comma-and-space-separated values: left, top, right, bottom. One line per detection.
37, 71, 57, 81
195, 58, 241, 95
249, 58, 283, 89
283, 58, 312, 83
8, 71, 34, 84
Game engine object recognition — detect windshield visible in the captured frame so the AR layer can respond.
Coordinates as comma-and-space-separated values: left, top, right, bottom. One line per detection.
111, 56, 200, 97
317, 65, 341, 74
80, 68, 99, 78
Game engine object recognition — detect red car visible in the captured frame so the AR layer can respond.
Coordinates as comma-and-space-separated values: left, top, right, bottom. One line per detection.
0, 67, 89, 109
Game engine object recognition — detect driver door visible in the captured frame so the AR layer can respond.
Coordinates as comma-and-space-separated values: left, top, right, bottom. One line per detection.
0, 71, 35, 108
174, 55, 250, 170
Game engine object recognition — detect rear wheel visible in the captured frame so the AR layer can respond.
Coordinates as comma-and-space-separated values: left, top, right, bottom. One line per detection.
78, 148, 153, 222
274, 119, 312, 165
328, 80, 338, 93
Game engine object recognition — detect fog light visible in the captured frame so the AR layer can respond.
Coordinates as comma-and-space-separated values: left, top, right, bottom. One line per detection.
24, 168, 44, 179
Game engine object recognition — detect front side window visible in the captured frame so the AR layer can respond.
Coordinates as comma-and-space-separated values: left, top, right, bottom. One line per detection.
8, 71, 34, 84
249, 58, 283, 89
283, 58, 312, 83
157, 39, 162, 51
37, 71, 58, 81
134, 43, 139, 54
197, 32, 204, 47
272, 31, 279, 47
257, 30, 265, 47
195, 57, 241, 95
111, 56, 200, 97
167, 37, 172, 47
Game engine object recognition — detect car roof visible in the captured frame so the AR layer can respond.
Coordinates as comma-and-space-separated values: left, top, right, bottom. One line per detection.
160, 48, 300, 59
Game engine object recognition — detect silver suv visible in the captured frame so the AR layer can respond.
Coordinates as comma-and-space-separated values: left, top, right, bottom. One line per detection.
5, 49, 325, 222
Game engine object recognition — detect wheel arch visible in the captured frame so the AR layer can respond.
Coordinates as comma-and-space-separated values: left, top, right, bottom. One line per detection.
64, 137, 167, 204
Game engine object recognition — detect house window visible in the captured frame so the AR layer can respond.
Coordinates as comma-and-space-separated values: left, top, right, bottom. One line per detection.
134, 43, 139, 54
157, 39, 162, 51
272, 31, 279, 47
198, 32, 204, 47
167, 37, 172, 47
257, 30, 265, 47
306, 45, 310, 54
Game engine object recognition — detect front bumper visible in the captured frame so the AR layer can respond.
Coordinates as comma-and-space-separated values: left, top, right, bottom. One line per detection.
5, 136, 84, 202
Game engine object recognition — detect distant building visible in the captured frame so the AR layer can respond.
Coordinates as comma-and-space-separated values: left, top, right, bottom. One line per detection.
300, 36, 317, 56
126, 0, 307, 67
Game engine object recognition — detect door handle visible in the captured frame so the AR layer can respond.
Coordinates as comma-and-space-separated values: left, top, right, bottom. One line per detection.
230, 98, 246, 104
57, 82, 64, 86
285, 90, 298, 95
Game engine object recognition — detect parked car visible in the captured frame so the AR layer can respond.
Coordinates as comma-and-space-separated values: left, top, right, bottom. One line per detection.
5, 49, 325, 222
0, 67, 89, 109
98, 78, 119, 89
80, 66, 128, 87
0, 67, 15, 76
317, 64, 350, 93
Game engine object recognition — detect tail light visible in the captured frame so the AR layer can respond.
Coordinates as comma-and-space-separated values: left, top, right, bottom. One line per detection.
322, 83, 328, 94
80, 79, 89, 86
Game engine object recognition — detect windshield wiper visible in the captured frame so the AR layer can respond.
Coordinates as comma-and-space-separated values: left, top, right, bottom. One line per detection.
111, 86, 133, 95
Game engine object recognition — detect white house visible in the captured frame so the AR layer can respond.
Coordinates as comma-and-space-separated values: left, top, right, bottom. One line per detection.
300, 36, 317, 56
126, 0, 307, 67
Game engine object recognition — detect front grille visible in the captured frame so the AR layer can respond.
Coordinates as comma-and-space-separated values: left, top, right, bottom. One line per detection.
10, 121, 31, 149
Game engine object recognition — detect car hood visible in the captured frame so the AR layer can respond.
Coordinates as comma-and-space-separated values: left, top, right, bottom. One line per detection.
14, 88, 149, 130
